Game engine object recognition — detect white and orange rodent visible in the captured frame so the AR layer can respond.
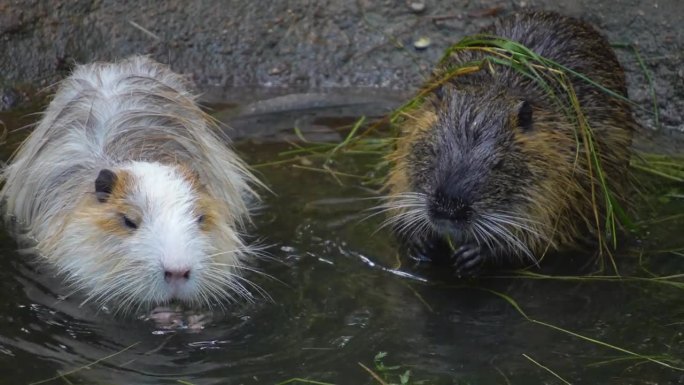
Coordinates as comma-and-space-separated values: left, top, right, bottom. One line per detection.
0, 56, 262, 313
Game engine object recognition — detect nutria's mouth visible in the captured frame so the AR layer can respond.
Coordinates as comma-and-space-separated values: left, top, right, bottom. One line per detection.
429, 217, 473, 243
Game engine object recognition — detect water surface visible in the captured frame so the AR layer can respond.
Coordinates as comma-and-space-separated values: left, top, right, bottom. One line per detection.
0, 93, 682, 385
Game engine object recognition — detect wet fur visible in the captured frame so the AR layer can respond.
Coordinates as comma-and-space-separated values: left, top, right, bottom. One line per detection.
385, 11, 637, 271
0, 56, 262, 312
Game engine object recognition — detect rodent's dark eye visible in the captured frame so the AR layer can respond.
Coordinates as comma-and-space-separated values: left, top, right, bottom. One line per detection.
517, 100, 534, 132
197, 215, 205, 224
122, 215, 138, 230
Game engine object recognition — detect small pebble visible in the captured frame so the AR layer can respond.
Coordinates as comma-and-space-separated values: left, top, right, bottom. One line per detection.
408, 2, 426, 13
413, 37, 431, 50
268, 64, 287, 75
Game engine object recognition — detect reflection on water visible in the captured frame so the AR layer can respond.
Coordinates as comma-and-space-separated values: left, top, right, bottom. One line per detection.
0, 93, 682, 385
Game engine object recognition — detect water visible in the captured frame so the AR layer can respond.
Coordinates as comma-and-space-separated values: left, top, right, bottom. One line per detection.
0, 92, 683, 385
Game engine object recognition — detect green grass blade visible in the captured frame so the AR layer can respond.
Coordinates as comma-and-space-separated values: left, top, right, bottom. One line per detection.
486, 289, 684, 372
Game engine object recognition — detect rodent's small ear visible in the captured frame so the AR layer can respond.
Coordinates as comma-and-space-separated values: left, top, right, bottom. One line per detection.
95, 169, 117, 203
427, 86, 446, 109
516, 100, 534, 132
433, 85, 445, 102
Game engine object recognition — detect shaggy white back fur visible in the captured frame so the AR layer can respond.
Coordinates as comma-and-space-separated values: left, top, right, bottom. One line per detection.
0, 56, 261, 313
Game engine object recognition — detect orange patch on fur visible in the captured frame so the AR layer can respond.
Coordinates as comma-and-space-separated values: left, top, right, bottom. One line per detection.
386, 105, 439, 198
86, 169, 141, 236
72, 163, 224, 237
174, 164, 222, 233
196, 192, 221, 232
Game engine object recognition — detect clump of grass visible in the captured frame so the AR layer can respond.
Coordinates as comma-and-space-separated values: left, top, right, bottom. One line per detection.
486, 289, 684, 372
493, 270, 684, 291
522, 353, 571, 385
275, 353, 424, 385
359, 352, 423, 385
631, 153, 684, 184
261, 116, 396, 187
275, 379, 335, 385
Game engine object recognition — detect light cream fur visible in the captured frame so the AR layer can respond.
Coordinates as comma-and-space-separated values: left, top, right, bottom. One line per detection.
0, 56, 262, 313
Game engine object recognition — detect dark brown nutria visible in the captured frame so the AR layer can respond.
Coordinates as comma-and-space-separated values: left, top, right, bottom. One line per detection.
383, 11, 638, 276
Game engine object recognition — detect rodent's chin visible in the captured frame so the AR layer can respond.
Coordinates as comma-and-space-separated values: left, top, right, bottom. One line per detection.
47, 218, 249, 313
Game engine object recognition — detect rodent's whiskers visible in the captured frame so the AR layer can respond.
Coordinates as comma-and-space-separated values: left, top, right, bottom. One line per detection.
203, 266, 268, 304
210, 264, 279, 302
471, 221, 496, 252
375, 192, 431, 240
360, 193, 424, 222
487, 210, 546, 230
63, 248, 274, 314
478, 213, 539, 266
211, 261, 280, 283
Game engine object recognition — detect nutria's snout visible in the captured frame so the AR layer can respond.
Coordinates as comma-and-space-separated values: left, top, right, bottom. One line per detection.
163, 266, 193, 299
429, 197, 473, 222
164, 268, 191, 283
428, 190, 474, 233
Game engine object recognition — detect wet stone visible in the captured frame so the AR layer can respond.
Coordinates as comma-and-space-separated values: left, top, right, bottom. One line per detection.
413, 36, 431, 50
408, 2, 426, 13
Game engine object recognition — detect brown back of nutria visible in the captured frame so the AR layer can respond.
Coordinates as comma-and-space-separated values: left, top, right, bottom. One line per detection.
384, 11, 637, 275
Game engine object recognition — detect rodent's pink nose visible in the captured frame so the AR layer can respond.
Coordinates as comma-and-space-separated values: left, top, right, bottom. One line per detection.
164, 268, 191, 282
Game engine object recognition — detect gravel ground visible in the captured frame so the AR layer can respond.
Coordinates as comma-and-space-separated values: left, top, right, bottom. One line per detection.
0, 0, 681, 133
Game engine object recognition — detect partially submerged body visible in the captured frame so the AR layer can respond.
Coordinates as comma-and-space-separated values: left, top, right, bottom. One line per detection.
1, 56, 262, 313
385, 11, 637, 275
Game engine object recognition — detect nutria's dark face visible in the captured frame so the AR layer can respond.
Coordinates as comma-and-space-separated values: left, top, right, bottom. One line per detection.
406, 87, 539, 244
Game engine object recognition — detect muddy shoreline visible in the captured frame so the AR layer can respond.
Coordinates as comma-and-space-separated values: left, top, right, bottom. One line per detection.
1, 0, 682, 133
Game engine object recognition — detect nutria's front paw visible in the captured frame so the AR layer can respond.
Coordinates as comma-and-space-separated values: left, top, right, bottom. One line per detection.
407, 236, 451, 264
146, 307, 210, 332
451, 244, 485, 277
